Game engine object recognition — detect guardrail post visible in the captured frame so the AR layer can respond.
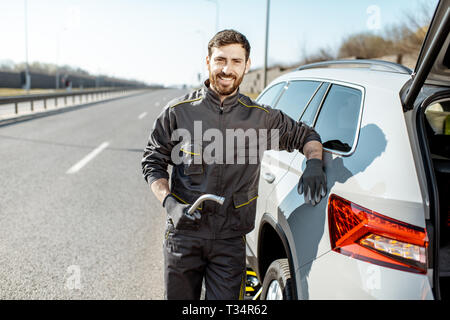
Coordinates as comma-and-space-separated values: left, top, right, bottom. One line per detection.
0, 88, 143, 117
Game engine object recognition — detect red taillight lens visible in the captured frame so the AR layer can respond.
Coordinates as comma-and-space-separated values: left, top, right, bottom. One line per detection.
328, 194, 428, 274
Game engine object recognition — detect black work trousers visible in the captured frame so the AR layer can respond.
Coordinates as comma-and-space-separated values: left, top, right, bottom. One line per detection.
163, 229, 246, 300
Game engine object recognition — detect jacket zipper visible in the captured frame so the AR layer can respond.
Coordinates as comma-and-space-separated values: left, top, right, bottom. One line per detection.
218, 101, 224, 188
213, 102, 225, 239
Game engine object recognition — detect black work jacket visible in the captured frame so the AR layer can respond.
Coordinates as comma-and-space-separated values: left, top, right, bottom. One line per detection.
142, 81, 321, 239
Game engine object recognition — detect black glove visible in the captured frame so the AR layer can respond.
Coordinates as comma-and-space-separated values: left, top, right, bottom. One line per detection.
297, 158, 327, 206
162, 194, 201, 229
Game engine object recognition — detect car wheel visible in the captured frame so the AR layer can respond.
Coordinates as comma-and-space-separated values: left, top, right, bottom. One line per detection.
261, 259, 294, 300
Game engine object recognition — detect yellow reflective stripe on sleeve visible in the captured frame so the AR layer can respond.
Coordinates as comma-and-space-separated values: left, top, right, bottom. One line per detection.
170, 192, 188, 204
238, 99, 269, 113
235, 196, 258, 208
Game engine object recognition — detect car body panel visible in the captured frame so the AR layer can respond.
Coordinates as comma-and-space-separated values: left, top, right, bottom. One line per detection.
247, 149, 297, 254
297, 251, 433, 300
333, 84, 427, 228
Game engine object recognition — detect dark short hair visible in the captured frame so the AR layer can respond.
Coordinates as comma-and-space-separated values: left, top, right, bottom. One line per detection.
208, 29, 251, 61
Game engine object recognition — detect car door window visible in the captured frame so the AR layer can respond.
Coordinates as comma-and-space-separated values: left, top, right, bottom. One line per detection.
274, 80, 321, 120
314, 84, 362, 153
299, 82, 329, 126
257, 82, 285, 107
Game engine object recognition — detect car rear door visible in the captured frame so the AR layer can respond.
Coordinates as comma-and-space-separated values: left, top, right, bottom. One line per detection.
247, 80, 322, 252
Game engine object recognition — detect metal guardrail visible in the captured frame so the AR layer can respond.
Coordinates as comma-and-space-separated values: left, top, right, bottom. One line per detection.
0, 87, 142, 115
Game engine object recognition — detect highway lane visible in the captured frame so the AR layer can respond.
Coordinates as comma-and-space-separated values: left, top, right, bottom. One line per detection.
0, 88, 186, 299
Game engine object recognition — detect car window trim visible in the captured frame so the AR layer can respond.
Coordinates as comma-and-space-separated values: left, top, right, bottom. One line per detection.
311, 83, 332, 126
259, 77, 365, 157
311, 82, 365, 157
271, 82, 289, 108
256, 81, 287, 107
285, 80, 324, 121
259, 80, 322, 110
300, 82, 330, 123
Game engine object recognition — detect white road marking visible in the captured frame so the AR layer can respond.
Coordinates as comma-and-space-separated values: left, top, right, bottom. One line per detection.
66, 141, 110, 174
138, 112, 147, 120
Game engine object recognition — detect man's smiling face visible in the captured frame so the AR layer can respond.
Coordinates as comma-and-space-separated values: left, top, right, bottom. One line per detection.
206, 43, 251, 100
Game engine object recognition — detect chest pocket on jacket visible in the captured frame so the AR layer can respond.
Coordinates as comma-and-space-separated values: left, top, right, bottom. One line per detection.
180, 141, 203, 175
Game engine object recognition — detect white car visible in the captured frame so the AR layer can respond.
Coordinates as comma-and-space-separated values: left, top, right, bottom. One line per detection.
246, 0, 450, 300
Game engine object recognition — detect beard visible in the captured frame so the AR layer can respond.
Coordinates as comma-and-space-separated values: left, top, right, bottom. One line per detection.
209, 69, 245, 97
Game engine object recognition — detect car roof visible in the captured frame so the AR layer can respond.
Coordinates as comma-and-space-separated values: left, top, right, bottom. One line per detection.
271, 67, 412, 92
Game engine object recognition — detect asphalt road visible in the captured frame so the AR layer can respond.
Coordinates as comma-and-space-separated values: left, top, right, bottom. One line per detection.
0, 88, 186, 299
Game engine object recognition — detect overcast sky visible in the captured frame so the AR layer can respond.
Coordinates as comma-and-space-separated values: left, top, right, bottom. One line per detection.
0, 0, 438, 86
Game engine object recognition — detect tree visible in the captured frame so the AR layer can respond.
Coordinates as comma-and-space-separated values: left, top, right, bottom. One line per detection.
337, 32, 394, 59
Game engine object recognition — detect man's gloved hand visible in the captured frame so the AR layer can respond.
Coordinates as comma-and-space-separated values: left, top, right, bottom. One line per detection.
162, 194, 201, 229
297, 158, 327, 206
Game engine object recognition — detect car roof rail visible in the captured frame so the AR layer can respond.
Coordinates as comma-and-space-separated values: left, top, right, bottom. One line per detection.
296, 59, 413, 75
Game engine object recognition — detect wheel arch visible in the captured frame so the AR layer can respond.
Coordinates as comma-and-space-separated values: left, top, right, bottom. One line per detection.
257, 213, 298, 300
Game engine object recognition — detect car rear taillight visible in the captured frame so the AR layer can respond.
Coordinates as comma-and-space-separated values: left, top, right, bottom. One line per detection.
328, 194, 428, 274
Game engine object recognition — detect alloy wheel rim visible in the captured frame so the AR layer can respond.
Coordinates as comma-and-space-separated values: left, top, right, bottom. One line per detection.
266, 279, 283, 300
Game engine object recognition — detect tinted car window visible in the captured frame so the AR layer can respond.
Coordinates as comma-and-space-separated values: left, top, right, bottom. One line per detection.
257, 82, 285, 107
300, 82, 329, 126
275, 80, 321, 120
314, 84, 362, 153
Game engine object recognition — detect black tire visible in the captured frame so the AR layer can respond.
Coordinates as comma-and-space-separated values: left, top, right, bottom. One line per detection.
261, 258, 294, 300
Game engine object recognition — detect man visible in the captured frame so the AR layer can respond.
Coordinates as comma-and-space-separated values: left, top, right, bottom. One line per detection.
142, 29, 326, 300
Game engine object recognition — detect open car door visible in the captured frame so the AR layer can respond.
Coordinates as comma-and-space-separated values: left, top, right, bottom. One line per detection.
401, 0, 450, 109
400, 0, 450, 300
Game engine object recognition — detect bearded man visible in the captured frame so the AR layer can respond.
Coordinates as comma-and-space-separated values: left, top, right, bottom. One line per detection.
142, 29, 326, 300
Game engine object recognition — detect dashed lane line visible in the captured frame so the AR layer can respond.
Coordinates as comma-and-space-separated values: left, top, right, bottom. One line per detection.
66, 141, 110, 174
138, 112, 147, 120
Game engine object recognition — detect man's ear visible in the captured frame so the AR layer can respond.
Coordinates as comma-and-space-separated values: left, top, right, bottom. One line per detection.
245, 57, 251, 74
206, 55, 210, 67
